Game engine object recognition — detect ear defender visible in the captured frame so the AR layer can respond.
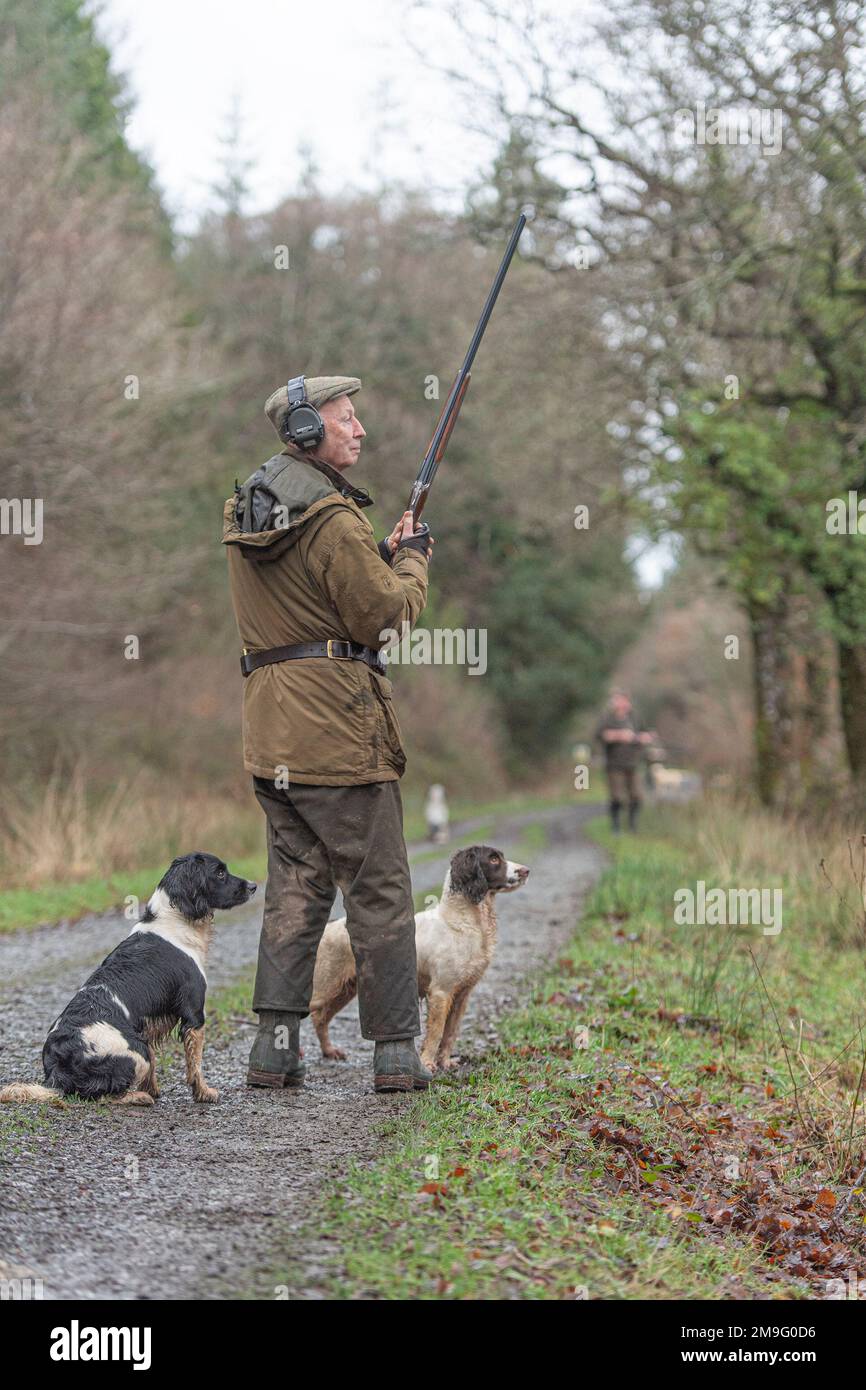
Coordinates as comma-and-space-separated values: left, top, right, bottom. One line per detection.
283, 375, 325, 450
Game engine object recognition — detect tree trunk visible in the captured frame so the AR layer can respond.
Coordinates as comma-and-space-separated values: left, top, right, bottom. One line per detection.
837, 642, 866, 782
750, 601, 789, 806
749, 595, 832, 808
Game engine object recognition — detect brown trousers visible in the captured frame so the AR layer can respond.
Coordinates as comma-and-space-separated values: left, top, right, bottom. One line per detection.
606, 767, 642, 804
251, 777, 420, 1040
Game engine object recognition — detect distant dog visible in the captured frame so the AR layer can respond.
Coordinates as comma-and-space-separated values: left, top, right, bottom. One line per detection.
0, 853, 256, 1107
311, 845, 530, 1073
425, 783, 450, 844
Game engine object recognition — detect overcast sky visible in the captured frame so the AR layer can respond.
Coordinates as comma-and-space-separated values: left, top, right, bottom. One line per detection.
97, 0, 500, 229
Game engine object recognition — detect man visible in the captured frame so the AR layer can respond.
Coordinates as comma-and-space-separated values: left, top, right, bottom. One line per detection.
223, 375, 433, 1093
594, 690, 655, 833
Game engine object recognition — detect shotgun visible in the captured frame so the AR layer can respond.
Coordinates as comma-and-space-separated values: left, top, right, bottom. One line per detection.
407, 213, 526, 530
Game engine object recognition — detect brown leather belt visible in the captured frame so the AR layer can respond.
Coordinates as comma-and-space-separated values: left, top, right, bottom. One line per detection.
240, 640, 386, 678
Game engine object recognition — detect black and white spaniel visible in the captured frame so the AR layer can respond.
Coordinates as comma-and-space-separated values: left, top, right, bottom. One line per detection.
0, 853, 256, 1107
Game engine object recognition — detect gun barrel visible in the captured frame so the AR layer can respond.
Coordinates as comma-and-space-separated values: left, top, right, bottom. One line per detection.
415, 213, 526, 491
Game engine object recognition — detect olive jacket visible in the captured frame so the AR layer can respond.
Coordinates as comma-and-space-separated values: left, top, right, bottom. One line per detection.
223, 451, 428, 785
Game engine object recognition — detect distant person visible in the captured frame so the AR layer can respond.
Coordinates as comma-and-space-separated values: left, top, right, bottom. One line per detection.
595, 691, 656, 833
425, 784, 450, 844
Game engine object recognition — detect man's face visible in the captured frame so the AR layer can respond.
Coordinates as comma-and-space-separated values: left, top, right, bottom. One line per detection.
611, 694, 631, 718
311, 394, 366, 471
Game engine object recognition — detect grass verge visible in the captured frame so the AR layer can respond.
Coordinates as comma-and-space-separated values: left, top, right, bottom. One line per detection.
0, 856, 268, 937
0, 789, 571, 934
261, 800, 866, 1300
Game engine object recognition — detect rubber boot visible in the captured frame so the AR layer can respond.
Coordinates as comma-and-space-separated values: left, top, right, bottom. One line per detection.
374, 1039, 432, 1093
247, 1010, 305, 1089
628, 799, 640, 833
610, 800, 622, 834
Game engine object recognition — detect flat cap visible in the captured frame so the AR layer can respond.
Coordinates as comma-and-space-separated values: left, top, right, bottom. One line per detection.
264, 375, 362, 440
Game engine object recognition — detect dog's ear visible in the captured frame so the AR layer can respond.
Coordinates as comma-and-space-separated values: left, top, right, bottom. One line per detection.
449, 847, 490, 904
160, 854, 212, 921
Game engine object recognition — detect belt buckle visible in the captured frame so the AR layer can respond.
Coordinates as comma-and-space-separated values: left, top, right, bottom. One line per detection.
327, 640, 349, 660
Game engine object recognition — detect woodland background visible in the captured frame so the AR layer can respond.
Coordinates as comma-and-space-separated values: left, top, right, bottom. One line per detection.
2, 0, 865, 887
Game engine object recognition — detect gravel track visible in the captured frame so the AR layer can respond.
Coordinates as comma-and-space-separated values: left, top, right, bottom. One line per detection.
0, 802, 604, 1300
